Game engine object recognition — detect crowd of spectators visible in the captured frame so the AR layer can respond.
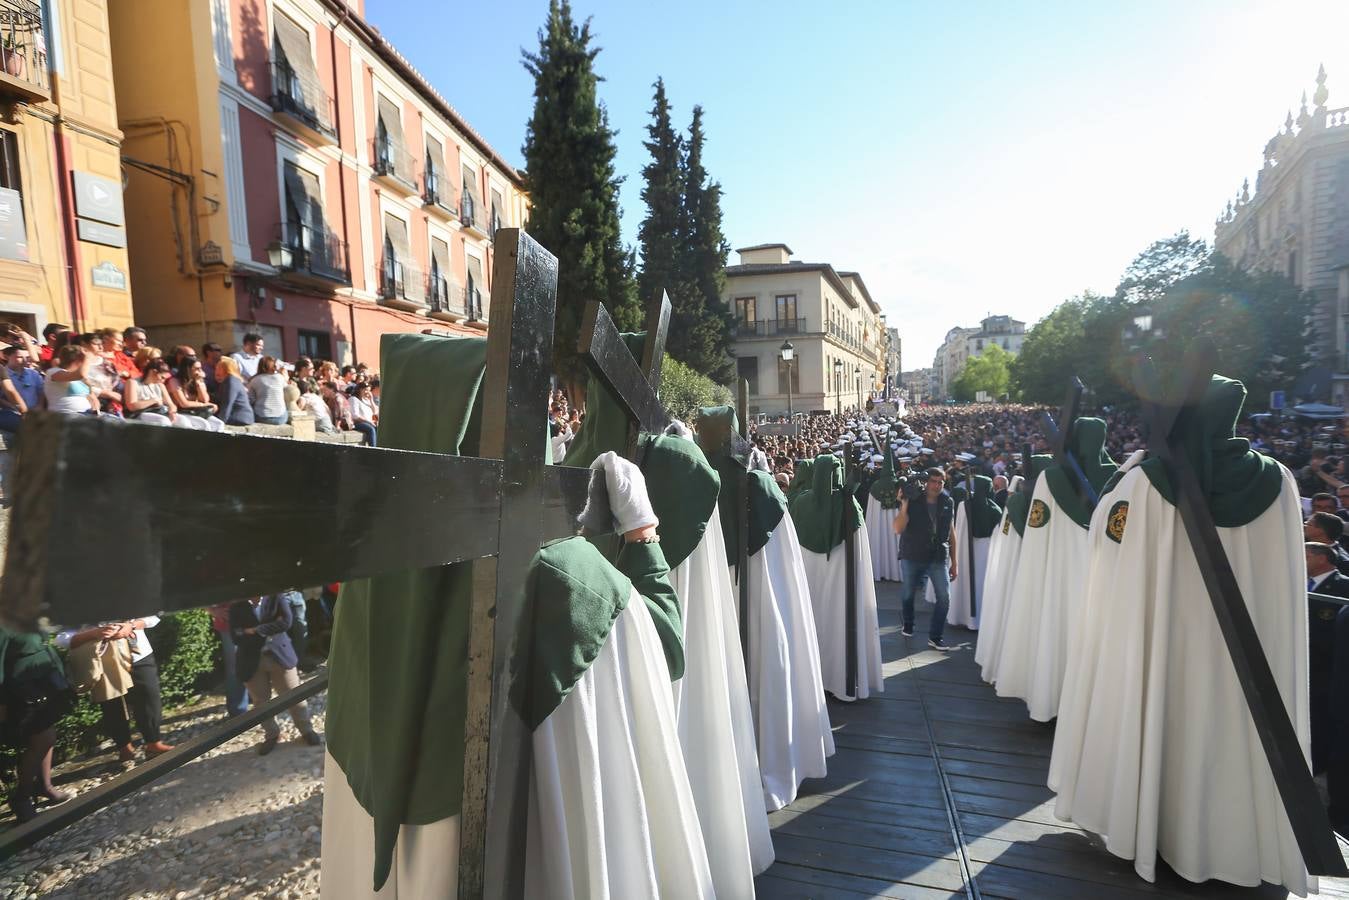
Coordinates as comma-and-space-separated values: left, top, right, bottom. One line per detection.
0, 323, 383, 469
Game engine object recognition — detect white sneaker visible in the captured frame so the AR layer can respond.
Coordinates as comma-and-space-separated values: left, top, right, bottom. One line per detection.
928, 638, 950, 652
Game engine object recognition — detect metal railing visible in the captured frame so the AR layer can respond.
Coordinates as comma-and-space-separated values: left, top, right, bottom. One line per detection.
0, 0, 47, 98
429, 274, 466, 314
269, 59, 335, 139
275, 220, 351, 284
379, 259, 425, 303
736, 318, 807, 337
372, 136, 417, 189
464, 286, 484, 321
423, 169, 459, 216
460, 193, 490, 234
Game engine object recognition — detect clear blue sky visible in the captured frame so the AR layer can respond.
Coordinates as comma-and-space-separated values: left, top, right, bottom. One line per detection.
367, 0, 1349, 366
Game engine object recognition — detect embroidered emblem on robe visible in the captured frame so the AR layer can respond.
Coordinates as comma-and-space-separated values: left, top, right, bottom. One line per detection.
1028, 499, 1050, 528
1106, 501, 1129, 544
1002, 515, 1011, 535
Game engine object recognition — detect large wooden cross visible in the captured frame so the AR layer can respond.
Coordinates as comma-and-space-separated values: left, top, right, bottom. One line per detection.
0, 230, 662, 897
1039, 376, 1101, 509
1135, 346, 1347, 877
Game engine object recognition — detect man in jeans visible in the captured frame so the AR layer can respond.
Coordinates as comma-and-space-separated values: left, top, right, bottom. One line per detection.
230, 594, 322, 755
892, 467, 958, 651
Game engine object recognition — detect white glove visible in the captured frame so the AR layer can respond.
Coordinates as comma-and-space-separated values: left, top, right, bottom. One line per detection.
581, 451, 658, 535
664, 420, 693, 439
749, 448, 771, 472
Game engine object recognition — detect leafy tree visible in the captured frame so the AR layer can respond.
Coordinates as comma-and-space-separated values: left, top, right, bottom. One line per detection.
636, 78, 683, 326
676, 106, 735, 384
952, 343, 1012, 401
522, 1, 639, 388
660, 357, 734, 422
1010, 296, 1091, 403
1116, 230, 1211, 305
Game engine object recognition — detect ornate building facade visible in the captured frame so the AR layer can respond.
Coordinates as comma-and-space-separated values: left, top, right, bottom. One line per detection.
931, 314, 1025, 400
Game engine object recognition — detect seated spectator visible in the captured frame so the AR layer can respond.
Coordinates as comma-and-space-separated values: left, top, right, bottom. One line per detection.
229, 595, 321, 755
103, 327, 140, 382
124, 358, 200, 429
347, 383, 377, 446
169, 358, 225, 432
38, 323, 70, 369
1306, 511, 1349, 576
133, 346, 162, 374
200, 342, 223, 393
122, 326, 148, 363
340, 365, 357, 389
293, 357, 314, 383
297, 378, 335, 433
168, 345, 196, 370
77, 332, 123, 414
316, 360, 339, 384
215, 356, 254, 426
248, 356, 289, 425
0, 628, 75, 822
231, 332, 264, 382
0, 344, 43, 434
56, 616, 173, 763
44, 346, 99, 416
322, 380, 354, 433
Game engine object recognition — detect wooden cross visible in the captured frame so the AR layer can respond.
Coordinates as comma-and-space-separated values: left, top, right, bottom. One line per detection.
736, 379, 751, 669
842, 442, 859, 698
576, 291, 671, 465
1039, 376, 1101, 509
1135, 345, 1347, 877
964, 469, 978, 618
0, 230, 636, 897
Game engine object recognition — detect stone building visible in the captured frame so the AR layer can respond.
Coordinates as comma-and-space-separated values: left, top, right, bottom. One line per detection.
931, 315, 1025, 400
723, 243, 885, 416
107, 0, 527, 365
1214, 65, 1349, 402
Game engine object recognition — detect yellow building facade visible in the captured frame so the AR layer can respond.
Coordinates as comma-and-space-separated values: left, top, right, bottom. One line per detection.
0, 0, 134, 337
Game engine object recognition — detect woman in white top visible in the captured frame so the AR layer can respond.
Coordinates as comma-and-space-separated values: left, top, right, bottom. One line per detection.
247, 356, 289, 425
169, 358, 226, 432
44, 346, 99, 416
123, 358, 209, 429
297, 378, 336, 433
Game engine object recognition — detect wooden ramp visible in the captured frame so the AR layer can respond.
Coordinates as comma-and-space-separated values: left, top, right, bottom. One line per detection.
756, 581, 1349, 899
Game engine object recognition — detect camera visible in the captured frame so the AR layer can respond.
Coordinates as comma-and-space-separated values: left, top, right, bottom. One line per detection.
896, 473, 926, 501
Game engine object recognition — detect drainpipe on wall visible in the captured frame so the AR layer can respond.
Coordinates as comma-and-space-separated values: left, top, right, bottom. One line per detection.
48, 78, 86, 332
329, 0, 356, 364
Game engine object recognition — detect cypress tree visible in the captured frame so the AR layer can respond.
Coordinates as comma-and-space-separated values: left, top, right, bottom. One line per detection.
521, 1, 640, 387
636, 78, 684, 327
679, 105, 735, 384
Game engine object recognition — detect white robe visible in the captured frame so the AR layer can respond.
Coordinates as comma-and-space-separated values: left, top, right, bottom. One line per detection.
1048, 465, 1313, 895
319, 595, 713, 899
865, 496, 902, 581
974, 511, 1023, 685
799, 520, 885, 701
736, 512, 835, 812
669, 508, 775, 894
947, 501, 991, 630
992, 475, 1090, 721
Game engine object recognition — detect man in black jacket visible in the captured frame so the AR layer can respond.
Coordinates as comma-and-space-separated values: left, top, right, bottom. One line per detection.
1306, 513, 1349, 576
230, 595, 322, 755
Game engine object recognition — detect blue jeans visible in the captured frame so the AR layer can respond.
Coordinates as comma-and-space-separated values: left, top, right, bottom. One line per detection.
353, 421, 377, 447
218, 628, 250, 716
282, 590, 308, 666
900, 558, 950, 642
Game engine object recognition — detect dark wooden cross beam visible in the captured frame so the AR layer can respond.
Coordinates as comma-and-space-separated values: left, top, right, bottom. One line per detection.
736, 379, 752, 671
1039, 376, 1101, 509
1134, 345, 1348, 877
577, 291, 671, 465
1019, 441, 1036, 496
842, 443, 859, 698
0, 229, 616, 899
965, 469, 978, 618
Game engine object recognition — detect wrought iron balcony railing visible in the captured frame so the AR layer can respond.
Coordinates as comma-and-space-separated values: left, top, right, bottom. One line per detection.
423, 170, 459, 217
0, 0, 48, 101
372, 136, 417, 192
269, 59, 336, 140
735, 318, 808, 337
379, 259, 425, 303
460, 193, 490, 235
428, 274, 466, 315
464, 286, 484, 322
273, 221, 350, 285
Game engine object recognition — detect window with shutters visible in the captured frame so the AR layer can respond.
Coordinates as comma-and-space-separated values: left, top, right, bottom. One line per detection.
373, 96, 415, 190
490, 188, 505, 238
429, 236, 456, 311
270, 13, 334, 139
278, 162, 348, 283
380, 213, 422, 302
423, 135, 456, 215
0, 129, 27, 263
465, 254, 484, 320
461, 163, 485, 232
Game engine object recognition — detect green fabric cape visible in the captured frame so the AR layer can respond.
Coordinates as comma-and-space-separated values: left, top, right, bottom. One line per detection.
696, 406, 787, 564
1044, 417, 1118, 529
326, 333, 684, 891
966, 475, 1003, 538
789, 454, 863, 555
869, 447, 900, 510
1139, 375, 1283, 528
950, 482, 969, 505
786, 459, 816, 502
1006, 455, 1053, 537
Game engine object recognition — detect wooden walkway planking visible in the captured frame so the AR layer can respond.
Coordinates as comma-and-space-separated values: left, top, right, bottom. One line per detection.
756, 581, 1349, 899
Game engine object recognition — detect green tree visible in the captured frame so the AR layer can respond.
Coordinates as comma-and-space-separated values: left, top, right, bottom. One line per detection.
660, 357, 734, 422
1116, 230, 1211, 305
1010, 296, 1092, 402
522, 1, 639, 388
952, 343, 1012, 401
676, 106, 735, 384
636, 78, 683, 325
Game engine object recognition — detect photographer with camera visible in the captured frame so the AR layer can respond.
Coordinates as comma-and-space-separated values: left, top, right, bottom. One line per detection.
892, 467, 958, 650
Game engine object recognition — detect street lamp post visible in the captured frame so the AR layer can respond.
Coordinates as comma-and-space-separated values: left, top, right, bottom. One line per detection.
854, 364, 862, 411
833, 360, 843, 415
780, 339, 795, 419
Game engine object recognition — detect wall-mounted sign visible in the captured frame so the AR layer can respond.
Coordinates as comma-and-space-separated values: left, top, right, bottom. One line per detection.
77, 219, 127, 248
90, 261, 127, 291
72, 172, 125, 226
199, 240, 224, 267
0, 188, 28, 262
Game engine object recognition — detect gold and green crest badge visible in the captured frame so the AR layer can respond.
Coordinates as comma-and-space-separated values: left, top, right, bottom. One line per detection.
1028, 499, 1050, 528
1002, 514, 1011, 535
1106, 501, 1129, 544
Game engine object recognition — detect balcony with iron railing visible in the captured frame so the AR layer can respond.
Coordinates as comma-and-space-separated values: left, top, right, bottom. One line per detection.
0, 0, 48, 102
463, 285, 485, 326
372, 136, 418, 196
269, 59, 336, 143
422, 169, 459, 220
378, 259, 426, 309
428, 273, 467, 320
735, 317, 808, 338
271, 221, 350, 287
460, 192, 490, 237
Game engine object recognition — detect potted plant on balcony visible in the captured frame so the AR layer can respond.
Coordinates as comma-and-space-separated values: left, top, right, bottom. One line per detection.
2, 36, 25, 79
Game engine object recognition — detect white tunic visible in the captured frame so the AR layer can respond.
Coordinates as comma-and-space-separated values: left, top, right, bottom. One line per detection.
865, 496, 902, 581
799, 520, 885, 701
974, 511, 1023, 684
992, 476, 1091, 721
947, 501, 991, 630
1048, 465, 1312, 895
319, 596, 713, 899
736, 512, 836, 812
669, 507, 776, 894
